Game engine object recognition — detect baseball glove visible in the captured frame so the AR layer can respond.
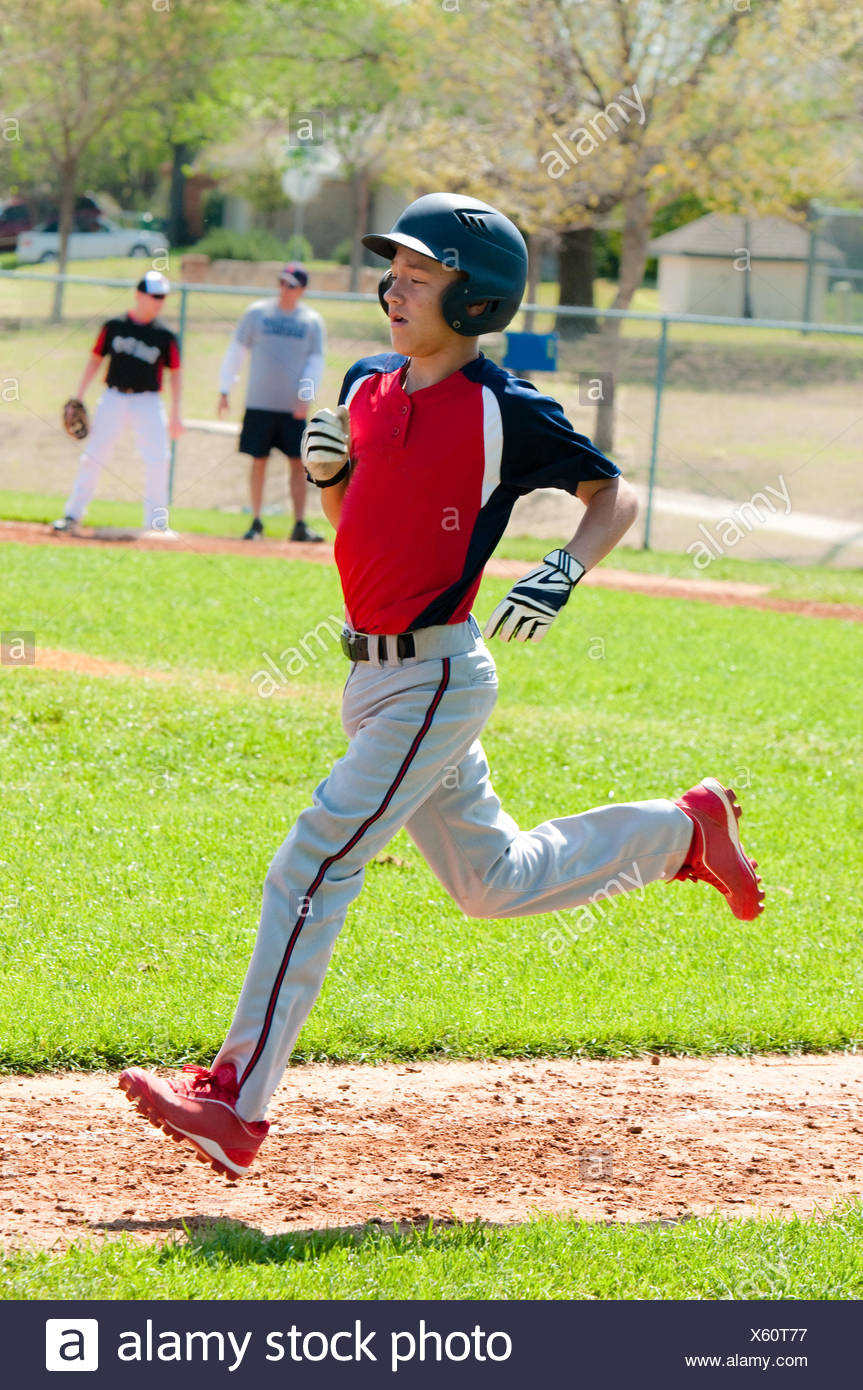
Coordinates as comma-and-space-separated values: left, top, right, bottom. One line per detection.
62, 398, 89, 441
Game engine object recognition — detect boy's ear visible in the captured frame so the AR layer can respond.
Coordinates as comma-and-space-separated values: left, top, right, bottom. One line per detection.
466, 301, 489, 318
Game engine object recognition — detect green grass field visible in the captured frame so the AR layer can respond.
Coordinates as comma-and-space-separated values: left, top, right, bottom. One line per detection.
3, 1208, 862, 1300
2, 491, 862, 604
1, 540, 861, 1297
1, 542, 861, 1071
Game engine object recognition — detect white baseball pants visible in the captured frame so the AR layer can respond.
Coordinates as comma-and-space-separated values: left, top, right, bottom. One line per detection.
215, 620, 693, 1120
65, 387, 169, 529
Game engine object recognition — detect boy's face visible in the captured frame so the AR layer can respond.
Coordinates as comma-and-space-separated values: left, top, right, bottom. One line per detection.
383, 247, 462, 356
133, 290, 166, 322
278, 281, 305, 311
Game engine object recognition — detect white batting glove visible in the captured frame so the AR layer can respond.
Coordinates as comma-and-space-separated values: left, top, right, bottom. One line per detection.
301, 406, 351, 487
483, 549, 585, 643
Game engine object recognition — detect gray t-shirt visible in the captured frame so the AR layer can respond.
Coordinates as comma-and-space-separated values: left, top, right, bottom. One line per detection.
234, 299, 325, 412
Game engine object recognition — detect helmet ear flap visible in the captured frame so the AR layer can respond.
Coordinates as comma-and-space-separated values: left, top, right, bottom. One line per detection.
378, 269, 393, 317
440, 280, 496, 337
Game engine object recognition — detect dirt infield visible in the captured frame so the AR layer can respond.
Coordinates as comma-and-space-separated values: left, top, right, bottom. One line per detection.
1, 1056, 860, 1250
3, 520, 863, 622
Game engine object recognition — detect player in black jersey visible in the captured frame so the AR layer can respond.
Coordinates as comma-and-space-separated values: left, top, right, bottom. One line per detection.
52, 270, 183, 537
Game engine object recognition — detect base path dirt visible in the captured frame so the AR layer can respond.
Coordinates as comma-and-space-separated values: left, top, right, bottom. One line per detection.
1, 1055, 861, 1250
3, 520, 862, 621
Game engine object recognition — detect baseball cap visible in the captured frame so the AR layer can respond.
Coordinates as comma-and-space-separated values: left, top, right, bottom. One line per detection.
279, 262, 308, 287
137, 270, 170, 297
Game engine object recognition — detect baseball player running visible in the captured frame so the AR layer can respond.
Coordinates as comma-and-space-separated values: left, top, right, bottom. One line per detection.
218, 261, 325, 542
52, 270, 182, 536
120, 194, 763, 1179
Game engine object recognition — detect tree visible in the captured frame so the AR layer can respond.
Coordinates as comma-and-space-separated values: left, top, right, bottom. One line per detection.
2, 0, 242, 320
394, 0, 863, 450
240, 0, 409, 290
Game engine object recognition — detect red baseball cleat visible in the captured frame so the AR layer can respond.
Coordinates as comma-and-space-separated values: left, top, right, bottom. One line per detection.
672, 778, 764, 921
118, 1063, 268, 1180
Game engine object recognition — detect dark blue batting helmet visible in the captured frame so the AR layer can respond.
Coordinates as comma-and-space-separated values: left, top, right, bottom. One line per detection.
362, 192, 528, 336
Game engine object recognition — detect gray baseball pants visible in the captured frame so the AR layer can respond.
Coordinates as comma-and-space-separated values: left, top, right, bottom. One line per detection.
215, 618, 693, 1119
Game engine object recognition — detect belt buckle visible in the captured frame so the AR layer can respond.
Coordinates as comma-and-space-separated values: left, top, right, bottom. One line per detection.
341, 630, 372, 661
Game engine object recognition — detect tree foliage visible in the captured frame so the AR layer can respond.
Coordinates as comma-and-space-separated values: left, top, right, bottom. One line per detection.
391, 0, 863, 446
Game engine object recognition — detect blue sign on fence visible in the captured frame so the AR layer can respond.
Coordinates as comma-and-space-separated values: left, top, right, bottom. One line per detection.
502, 330, 558, 373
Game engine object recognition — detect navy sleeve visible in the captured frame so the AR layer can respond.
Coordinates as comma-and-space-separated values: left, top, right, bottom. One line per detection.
493, 370, 620, 496
338, 352, 407, 406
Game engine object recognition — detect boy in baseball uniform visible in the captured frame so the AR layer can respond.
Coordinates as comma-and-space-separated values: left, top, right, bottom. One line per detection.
53, 270, 182, 536
218, 261, 325, 542
121, 195, 763, 1178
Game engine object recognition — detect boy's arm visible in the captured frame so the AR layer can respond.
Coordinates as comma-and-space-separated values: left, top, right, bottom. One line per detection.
319, 475, 349, 530
483, 477, 638, 645
217, 336, 249, 415
218, 309, 255, 415
564, 476, 638, 572
74, 352, 104, 401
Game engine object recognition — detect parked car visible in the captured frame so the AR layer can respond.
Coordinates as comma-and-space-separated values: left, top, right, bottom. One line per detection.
0, 194, 103, 252
0, 200, 34, 252
16, 217, 167, 264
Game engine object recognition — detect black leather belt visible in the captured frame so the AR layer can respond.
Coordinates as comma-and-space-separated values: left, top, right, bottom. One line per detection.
340, 631, 416, 662
114, 387, 150, 395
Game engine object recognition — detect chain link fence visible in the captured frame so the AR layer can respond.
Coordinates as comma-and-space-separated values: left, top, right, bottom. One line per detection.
1, 269, 861, 564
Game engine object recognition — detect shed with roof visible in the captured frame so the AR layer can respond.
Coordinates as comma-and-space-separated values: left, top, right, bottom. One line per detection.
648, 213, 843, 321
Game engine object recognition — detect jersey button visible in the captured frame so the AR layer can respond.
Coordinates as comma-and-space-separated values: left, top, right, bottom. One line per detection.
400, 405, 408, 414
392, 426, 400, 436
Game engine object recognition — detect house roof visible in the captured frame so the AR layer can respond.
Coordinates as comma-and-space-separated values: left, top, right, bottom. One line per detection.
648, 213, 844, 264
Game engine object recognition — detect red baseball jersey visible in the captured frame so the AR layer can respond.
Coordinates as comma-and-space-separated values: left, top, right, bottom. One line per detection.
335, 352, 619, 634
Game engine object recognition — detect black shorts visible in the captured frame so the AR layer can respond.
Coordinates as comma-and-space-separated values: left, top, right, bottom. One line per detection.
239, 408, 305, 460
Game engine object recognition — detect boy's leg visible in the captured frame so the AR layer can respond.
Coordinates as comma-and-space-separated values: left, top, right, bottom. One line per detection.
288, 456, 306, 522
238, 408, 273, 538
249, 456, 267, 517
131, 393, 170, 529
405, 738, 691, 920
287, 454, 322, 541
120, 646, 496, 1174
63, 390, 126, 521
212, 649, 498, 1121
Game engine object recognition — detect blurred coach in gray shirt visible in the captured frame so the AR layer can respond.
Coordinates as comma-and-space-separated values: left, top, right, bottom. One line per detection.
218, 262, 325, 542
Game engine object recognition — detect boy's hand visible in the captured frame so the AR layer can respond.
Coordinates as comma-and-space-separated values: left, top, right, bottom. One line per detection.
483, 549, 585, 643
301, 406, 351, 485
